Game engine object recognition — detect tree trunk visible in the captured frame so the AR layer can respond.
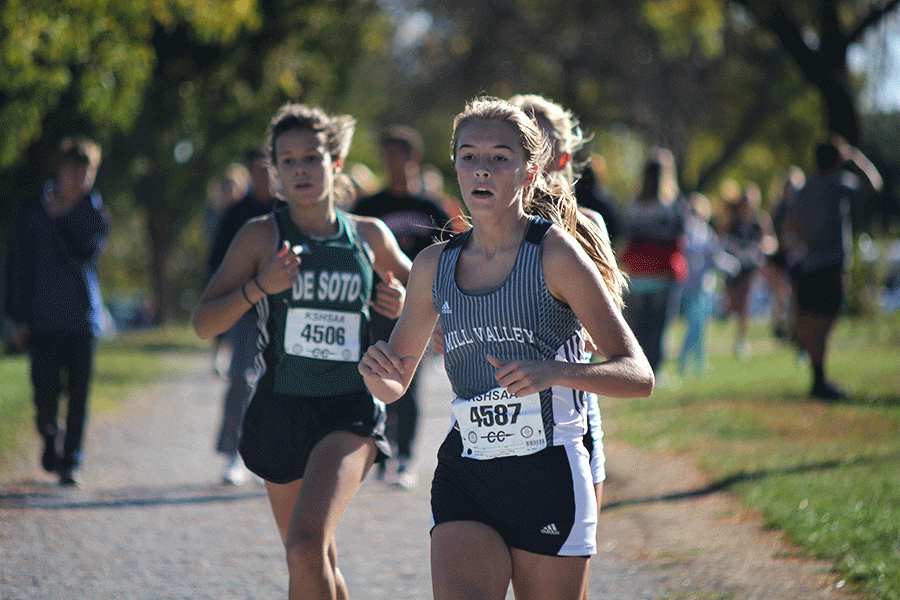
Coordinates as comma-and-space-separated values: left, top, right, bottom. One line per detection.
747, 1, 862, 143
695, 56, 784, 193
135, 170, 176, 325
145, 210, 175, 325
820, 77, 860, 145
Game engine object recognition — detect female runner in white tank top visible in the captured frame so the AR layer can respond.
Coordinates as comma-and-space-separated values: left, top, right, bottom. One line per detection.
360, 97, 653, 600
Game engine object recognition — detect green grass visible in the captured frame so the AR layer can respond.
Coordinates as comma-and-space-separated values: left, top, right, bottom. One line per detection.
0, 325, 209, 471
0, 356, 33, 468
603, 312, 900, 600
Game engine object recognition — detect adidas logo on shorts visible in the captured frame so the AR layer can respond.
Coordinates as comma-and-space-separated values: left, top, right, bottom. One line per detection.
540, 523, 560, 535
441, 301, 452, 314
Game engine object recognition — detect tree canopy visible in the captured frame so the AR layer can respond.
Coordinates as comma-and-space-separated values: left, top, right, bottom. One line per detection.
2, 0, 898, 320
0, 0, 254, 166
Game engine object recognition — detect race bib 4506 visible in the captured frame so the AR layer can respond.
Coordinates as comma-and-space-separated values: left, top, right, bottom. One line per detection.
451, 387, 546, 459
284, 308, 361, 362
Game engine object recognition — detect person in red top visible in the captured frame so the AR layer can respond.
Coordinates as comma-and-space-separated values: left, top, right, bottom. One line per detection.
619, 147, 687, 376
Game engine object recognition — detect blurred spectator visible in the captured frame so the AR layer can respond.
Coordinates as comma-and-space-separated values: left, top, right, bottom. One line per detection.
205, 163, 249, 241
575, 154, 623, 245
764, 166, 805, 342
788, 135, 883, 400
5, 136, 109, 487
206, 145, 280, 486
719, 181, 776, 359
422, 163, 468, 233
351, 125, 449, 488
678, 192, 740, 376
619, 147, 687, 376
345, 162, 380, 210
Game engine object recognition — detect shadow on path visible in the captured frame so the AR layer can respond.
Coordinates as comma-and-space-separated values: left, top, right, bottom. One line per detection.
0, 481, 267, 510
603, 451, 900, 511
6, 452, 898, 512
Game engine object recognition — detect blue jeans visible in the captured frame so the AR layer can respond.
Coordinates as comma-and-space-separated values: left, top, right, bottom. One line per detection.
678, 288, 712, 375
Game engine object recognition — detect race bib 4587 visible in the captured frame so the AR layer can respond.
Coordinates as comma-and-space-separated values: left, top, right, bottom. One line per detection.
451, 387, 546, 459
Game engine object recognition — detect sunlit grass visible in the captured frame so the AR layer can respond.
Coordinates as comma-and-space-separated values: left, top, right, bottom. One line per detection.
603, 312, 900, 600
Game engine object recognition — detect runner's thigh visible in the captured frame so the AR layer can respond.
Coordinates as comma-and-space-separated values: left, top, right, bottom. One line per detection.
431, 521, 511, 600
265, 479, 304, 545
510, 548, 589, 600
291, 431, 377, 539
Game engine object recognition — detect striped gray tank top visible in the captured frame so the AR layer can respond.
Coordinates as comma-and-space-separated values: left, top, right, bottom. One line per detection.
432, 217, 589, 447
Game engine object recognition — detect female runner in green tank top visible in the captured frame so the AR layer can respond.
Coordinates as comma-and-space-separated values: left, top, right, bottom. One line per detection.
193, 103, 412, 600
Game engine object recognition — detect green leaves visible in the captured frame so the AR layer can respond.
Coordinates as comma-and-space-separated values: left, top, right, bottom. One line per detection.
0, 0, 259, 168
641, 0, 725, 58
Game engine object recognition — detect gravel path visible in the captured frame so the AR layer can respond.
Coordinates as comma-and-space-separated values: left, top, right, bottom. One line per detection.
0, 352, 860, 599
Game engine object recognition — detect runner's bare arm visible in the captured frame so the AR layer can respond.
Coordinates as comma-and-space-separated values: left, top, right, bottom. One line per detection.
353, 216, 412, 285
540, 227, 653, 398
359, 243, 441, 402
192, 216, 300, 339
354, 216, 412, 319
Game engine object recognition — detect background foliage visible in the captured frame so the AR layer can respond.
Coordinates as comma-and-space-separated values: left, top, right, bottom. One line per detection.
1, 0, 899, 322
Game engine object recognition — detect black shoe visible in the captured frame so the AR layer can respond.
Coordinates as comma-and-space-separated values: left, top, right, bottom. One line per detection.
41, 436, 58, 473
58, 468, 82, 487
811, 381, 848, 401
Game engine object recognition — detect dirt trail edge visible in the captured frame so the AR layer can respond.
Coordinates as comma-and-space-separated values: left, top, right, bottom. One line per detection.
0, 352, 860, 600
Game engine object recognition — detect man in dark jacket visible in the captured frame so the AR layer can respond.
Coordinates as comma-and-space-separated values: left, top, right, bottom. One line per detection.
788, 136, 882, 400
6, 136, 109, 486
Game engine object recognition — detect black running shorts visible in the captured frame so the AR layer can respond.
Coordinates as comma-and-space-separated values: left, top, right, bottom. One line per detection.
430, 428, 596, 556
797, 266, 844, 316
239, 388, 390, 484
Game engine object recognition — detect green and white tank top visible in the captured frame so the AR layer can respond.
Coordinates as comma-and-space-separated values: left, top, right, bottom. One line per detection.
253, 207, 374, 397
